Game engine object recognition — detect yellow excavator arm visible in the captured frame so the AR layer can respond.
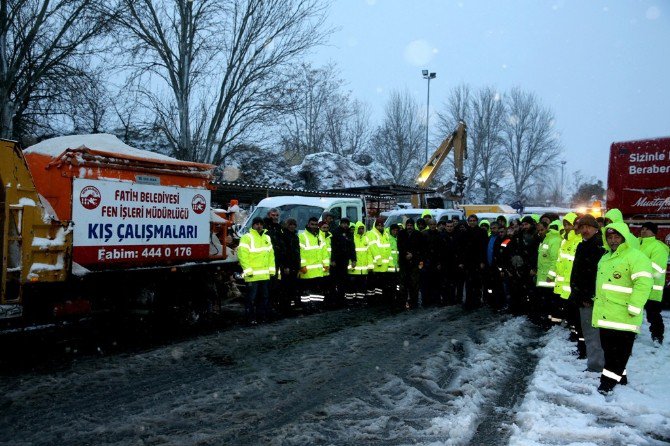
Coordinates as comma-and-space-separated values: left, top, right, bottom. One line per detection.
414, 121, 468, 206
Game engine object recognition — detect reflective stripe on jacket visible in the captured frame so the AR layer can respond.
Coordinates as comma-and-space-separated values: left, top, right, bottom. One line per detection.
537, 227, 561, 288
554, 230, 582, 298
639, 236, 669, 302
299, 230, 325, 280
592, 222, 653, 333
388, 232, 399, 273
319, 231, 332, 276
366, 227, 391, 273
349, 222, 369, 275
238, 229, 275, 282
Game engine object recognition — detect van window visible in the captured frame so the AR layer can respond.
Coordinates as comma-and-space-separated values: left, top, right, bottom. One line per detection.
346, 206, 358, 222
328, 206, 342, 222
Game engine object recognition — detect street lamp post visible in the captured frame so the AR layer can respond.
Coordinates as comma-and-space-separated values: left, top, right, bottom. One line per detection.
422, 70, 436, 164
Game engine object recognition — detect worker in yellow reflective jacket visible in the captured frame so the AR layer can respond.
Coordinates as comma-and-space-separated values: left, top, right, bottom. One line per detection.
638, 222, 669, 345
593, 222, 653, 395
366, 218, 391, 304
535, 220, 561, 328
347, 222, 369, 302
238, 217, 275, 324
298, 217, 327, 306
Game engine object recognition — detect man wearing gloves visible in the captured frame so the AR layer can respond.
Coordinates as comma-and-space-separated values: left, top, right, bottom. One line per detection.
593, 223, 653, 395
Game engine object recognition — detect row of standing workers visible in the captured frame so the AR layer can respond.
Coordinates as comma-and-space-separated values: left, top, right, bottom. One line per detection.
237, 207, 668, 395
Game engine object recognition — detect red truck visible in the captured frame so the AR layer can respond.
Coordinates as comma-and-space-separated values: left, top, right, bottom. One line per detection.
607, 136, 670, 293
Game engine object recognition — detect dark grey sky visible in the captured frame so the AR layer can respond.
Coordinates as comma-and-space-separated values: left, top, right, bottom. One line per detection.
311, 0, 668, 185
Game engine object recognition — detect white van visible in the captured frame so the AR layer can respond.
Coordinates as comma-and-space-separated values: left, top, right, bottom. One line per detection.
381, 208, 464, 228
239, 196, 364, 234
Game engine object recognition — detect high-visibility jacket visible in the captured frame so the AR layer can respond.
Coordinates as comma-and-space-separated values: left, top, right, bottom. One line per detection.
554, 213, 582, 298
639, 236, 669, 302
366, 227, 391, 273
238, 228, 275, 282
536, 226, 561, 288
349, 222, 370, 275
319, 230, 332, 276
388, 232, 399, 273
299, 229, 326, 280
592, 222, 653, 333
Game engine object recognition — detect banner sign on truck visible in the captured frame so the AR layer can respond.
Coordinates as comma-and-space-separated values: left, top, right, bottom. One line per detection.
608, 138, 670, 218
72, 178, 210, 267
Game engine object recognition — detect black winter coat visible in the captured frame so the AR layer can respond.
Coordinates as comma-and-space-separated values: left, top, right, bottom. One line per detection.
570, 233, 606, 306
277, 229, 300, 274
398, 229, 425, 269
456, 226, 487, 267
330, 226, 356, 266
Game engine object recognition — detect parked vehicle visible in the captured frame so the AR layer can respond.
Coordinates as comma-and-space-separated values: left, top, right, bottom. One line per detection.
238, 196, 364, 234
381, 208, 464, 228
1, 135, 228, 326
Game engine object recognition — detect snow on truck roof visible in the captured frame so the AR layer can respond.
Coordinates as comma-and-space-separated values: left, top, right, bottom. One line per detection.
24, 134, 213, 170
25, 134, 175, 161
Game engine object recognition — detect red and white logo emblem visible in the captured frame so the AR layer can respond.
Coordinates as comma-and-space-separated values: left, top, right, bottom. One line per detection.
80, 186, 101, 210
192, 194, 206, 214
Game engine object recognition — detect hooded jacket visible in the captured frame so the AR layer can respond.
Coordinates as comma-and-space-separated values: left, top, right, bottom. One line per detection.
366, 226, 391, 273
388, 228, 400, 273
537, 224, 562, 288
299, 228, 326, 280
554, 212, 582, 298
639, 236, 669, 302
592, 222, 653, 333
349, 222, 370, 275
604, 208, 624, 223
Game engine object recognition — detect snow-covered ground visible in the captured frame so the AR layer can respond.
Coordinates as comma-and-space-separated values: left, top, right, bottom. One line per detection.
0, 308, 668, 445
510, 313, 670, 446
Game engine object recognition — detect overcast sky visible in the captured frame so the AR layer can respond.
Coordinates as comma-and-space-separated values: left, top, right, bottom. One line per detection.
309, 0, 668, 186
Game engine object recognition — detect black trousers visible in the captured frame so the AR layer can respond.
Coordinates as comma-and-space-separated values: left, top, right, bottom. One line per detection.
278, 270, 299, 314
599, 328, 636, 391
463, 267, 482, 310
645, 300, 665, 343
331, 263, 350, 308
400, 266, 420, 309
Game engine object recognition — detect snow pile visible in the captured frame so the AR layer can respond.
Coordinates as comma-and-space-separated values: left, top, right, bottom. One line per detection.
291, 151, 394, 190
24, 134, 177, 162
510, 317, 670, 445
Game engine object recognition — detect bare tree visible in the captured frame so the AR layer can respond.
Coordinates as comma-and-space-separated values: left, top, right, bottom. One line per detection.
0, 0, 112, 139
502, 87, 562, 200
279, 62, 339, 159
437, 84, 479, 199
280, 62, 371, 161
470, 87, 506, 203
371, 89, 424, 184
324, 97, 370, 157
61, 67, 112, 133
115, 0, 330, 164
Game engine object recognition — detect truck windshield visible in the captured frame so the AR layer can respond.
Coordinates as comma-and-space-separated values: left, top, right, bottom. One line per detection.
239, 204, 326, 234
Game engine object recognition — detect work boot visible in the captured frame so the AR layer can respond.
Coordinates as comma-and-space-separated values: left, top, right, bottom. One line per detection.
597, 383, 614, 396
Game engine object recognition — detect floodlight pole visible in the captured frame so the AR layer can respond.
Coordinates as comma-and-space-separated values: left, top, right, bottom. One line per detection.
422, 70, 436, 164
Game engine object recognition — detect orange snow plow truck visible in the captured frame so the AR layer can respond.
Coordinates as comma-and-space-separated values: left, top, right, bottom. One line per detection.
1, 135, 231, 326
